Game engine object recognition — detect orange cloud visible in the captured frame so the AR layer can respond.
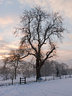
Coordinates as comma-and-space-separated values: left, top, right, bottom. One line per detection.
49, 0, 72, 19
6, 44, 18, 49
0, 17, 14, 25
68, 34, 72, 40
0, 55, 3, 59
0, 49, 9, 53
56, 49, 72, 61
0, 54, 10, 60
0, 36, 3, 41
0, 40, 19, 60
0, 17, 15, 28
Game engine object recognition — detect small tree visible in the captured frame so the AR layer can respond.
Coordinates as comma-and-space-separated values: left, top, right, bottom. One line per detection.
8, 50, 20, 79
19, 61, 35, 77
0, 66, 10, 80
3, 50, 20, 79
15, 7, 65, 80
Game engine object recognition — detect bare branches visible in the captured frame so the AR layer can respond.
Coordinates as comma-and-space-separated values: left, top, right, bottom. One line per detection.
14, 6, 65, 79
41, 46, 55, 66
16, 7, 64, 58
28, 37, 37, 53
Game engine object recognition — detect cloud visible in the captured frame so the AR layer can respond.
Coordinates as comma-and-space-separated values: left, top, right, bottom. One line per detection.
0, 0, 3, 4
0, 40, 19, 51
0, 0, 13, 5
0, 55, 3, 59
0, 36, 3, 41
6, 44, 18, 49
6, 0, 13, 4
18, 0, 72, 20
52, 49, 72, 66
57, 41, 72, 51
0, 49, 9, 53
0, 0, 72, 63
0, 44, 18, 60
18, 0, 50, 8
48, 0, 72, 19
0, 17, 14, 28
0, 38, 19, 60
56, 49, 72, 62
18, 0, 24, 4
68, 34, 72, 40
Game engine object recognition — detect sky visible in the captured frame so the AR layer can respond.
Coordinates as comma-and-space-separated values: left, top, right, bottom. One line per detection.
0, 0, 72, 66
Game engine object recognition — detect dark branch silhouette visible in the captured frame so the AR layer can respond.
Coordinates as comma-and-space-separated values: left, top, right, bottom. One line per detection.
15, 7, 65, 80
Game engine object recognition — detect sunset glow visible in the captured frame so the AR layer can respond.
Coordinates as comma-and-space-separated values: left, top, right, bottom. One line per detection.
0, 0, 72, 66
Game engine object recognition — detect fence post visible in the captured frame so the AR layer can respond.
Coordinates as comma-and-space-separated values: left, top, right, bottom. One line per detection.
24, 77, 26, 84
20, 77, 26, 84
20, 77, 21, 84
12, 78, 13, 85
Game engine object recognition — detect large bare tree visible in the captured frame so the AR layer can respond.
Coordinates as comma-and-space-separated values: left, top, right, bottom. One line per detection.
15, 7, 64, 80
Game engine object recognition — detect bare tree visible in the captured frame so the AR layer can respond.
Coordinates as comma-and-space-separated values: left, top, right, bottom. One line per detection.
15, 7, 65, 80
19, 61, 34, 77
55, 62, 68, 76
0, 66, 10, 80
41, 60, 56, 76
3, 50, 20, 79
8, 50, 20, 79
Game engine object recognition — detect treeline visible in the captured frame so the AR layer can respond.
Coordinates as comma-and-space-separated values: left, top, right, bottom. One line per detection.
41, 60, 69, 77
0, 60, 71, 80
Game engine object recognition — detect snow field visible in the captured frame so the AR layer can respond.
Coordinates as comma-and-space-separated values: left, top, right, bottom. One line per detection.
0, 78, 72, 96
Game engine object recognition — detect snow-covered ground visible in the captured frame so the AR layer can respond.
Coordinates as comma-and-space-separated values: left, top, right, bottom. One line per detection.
0, 75, 71, 86
0, 78, 72, 96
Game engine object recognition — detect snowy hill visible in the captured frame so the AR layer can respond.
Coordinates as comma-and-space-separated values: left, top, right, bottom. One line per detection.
0, 78, 72, 96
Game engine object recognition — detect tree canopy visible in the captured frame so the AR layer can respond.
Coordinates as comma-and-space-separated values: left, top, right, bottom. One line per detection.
15, 7, 65, 80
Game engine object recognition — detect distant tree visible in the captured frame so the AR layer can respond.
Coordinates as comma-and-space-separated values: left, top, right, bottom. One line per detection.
18, 60, 34, 77
0, 66, 10, 80
8, 50, 20, 79
15, 7, 65, 80
41, 60, 56, 76
2, 50, 20, 79
55, 62, 68, 77
41, 60, 68, 77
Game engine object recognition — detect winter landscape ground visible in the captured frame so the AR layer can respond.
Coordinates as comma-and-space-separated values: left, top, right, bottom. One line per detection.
0, 78, 72, 96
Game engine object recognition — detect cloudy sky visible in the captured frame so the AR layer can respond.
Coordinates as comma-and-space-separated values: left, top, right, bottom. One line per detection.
0, 0, 72, 66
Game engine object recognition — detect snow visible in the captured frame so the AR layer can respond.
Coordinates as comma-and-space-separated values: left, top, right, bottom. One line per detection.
0, 78, 72, 96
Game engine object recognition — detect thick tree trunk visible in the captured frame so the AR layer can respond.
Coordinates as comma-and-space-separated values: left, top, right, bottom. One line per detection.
36, 58, 42, 81
36, 67, 41, 81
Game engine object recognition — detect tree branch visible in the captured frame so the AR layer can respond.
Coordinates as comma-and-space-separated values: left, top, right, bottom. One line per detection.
42, 46, 55, 64
20, 53, 29, 59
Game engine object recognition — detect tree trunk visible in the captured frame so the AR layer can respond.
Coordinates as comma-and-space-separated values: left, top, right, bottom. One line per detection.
36, 67, 41, 81
15, 67, 17, 79
36, 59, 41, 81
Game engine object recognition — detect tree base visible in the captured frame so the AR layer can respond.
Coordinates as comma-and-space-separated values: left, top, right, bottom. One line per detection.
36, 77, 42, 82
